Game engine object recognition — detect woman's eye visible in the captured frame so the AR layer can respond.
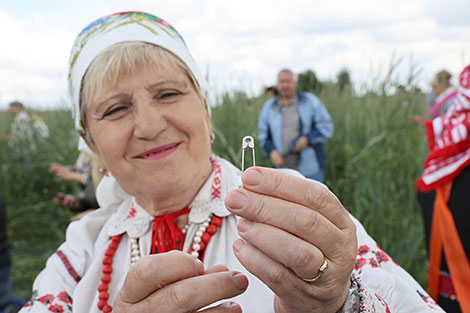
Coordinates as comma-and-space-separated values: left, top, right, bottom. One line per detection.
103, 105, 128, 118
159, 91, 182, 99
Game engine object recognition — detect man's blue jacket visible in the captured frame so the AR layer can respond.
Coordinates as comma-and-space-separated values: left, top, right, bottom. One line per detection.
257, 90, 333, 181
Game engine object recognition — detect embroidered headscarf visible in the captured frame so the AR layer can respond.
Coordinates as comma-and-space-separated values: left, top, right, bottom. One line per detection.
416, 65, 470, 191
68, 11, 208, 139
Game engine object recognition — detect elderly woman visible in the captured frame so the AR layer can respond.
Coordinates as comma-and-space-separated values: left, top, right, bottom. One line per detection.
21, 12, 442, 313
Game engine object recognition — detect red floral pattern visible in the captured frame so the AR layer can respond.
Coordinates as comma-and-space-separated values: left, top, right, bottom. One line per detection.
23, 291, 73, 313
354, 244, 394, 271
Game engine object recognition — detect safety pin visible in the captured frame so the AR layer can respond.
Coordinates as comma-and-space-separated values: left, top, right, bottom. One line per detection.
241, 136, 256, 172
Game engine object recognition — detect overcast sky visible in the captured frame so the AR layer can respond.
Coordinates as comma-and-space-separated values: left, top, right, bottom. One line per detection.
0, 0, 469, 109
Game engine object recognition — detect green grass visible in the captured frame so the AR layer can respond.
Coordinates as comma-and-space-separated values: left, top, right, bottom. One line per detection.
1, 84, 430, 299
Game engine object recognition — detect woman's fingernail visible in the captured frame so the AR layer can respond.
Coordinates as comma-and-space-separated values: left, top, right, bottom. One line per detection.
226, 190, 247, 210
231, 271, 249, 290
232, 238, 246, 253
222, 301, 242, 312
243, 168, 262, 186
237, 218, 252, 233
195, 259, 204, 275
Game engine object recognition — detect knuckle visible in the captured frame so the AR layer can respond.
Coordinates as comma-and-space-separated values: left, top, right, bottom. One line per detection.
250, 194, 270, 222
167, 283, 195, 310
111, 295, 129, 313
129, 256, 152, 284
270, 173, 285, 198
291, 246, 315, 270
305, 182, 328, 208
270, 265, 287, 285
295, 210, 319, 235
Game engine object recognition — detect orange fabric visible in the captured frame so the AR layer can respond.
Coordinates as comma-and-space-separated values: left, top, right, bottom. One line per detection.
428, 181, 470, 313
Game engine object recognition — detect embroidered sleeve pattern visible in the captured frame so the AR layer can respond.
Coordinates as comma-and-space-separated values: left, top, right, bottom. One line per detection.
18, 248, 84, 313
346, 275, 391, 313
22, 291, 73, 313
55, 250, 82, 283
350, 215, 444, 312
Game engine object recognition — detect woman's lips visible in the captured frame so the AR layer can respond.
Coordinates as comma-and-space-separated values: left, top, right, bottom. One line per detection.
135, 142, 180, 160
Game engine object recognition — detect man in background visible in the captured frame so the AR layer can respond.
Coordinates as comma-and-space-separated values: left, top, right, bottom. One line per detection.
258, 69, 333, 182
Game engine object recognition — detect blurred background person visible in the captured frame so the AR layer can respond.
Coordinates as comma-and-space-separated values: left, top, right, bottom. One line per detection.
258, 69, 333, 182
5, 101, 37, 156
412, 70, 457, 124
0, 195, 26, 313
3, 101, 49, 164
49, 138, 102, 221
264, 85, 278, 99
415, 64, 470, 313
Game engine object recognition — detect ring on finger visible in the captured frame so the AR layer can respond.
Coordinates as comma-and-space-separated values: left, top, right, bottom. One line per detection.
301, 259, 329, 282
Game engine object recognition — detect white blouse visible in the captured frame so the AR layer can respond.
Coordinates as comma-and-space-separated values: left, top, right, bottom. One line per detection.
20, 156, 443, 313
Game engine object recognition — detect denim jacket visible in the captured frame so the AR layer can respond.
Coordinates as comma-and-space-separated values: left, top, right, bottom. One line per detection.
257, 90, 333, 181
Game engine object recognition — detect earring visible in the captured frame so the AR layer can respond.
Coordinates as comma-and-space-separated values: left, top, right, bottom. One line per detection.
99, 167, 109, 176
210, 132, 215, 144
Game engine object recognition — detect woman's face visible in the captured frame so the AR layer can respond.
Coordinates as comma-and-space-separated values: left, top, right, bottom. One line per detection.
86, 64, 212, 207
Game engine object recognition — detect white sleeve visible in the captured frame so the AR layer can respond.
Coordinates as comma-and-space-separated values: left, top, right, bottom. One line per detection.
350, 215, 443, 312
18, 209, 109, 313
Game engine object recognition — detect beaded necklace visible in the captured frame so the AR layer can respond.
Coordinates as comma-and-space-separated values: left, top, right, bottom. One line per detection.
97, 159, 223, 312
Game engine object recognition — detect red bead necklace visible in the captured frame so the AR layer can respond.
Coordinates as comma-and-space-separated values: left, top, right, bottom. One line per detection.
97, 158, 223, 312
97, 214, 222, 312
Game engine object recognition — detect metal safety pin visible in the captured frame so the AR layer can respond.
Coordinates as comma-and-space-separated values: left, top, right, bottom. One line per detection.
241, 136, 256, 172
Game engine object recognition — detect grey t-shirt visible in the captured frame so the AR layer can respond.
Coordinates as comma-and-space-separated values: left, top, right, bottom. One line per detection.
281, 96, 300, 169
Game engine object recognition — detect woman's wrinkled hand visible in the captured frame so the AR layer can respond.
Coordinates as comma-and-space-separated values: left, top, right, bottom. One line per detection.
225, 167, 357, 313
113, 251, 248, 313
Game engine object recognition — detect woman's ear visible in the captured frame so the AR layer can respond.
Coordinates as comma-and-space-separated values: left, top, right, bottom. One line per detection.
205, 114, 215, 144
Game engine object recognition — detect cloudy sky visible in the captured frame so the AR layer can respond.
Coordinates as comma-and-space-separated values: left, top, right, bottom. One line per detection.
0, 0, 469, 109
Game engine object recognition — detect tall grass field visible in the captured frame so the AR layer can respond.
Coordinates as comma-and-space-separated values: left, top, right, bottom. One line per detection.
0, 84, 429, 299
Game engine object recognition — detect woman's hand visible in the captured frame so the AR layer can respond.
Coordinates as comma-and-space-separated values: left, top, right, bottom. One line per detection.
225, 167, 357, 313
113, 251, 248, 313
49, 162, 84, 183
54, 193, 81, 210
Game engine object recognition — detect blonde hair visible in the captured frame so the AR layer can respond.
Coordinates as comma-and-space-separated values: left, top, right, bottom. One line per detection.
80, 41, 202, 135
433, 70, 452, 89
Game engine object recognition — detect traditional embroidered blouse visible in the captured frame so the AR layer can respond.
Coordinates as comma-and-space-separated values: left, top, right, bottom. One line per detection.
20, 156, 442, 313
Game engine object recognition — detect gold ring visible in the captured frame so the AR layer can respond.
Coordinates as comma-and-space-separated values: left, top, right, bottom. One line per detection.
301, 259, 329, 282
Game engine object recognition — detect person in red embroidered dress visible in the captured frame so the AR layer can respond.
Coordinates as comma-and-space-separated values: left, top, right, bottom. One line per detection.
416, 65, 470, 313
20, 11, 444, 313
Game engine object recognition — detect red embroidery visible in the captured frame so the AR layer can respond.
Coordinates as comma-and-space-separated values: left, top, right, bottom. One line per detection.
57, 291, 73, 304
126, 207, 137, 219
55, 250, 82, 282
210, 158, 222, 200
417, 289, 439, 309
369, 258, 379, 268
459, 65, 470, 89
355, 257, 367, 270
49, 304, 64, 313
358, 245, 370, 255
354, 244, 396, 272
38, 294, 54, 305
27, 291, 73, 312
375, 293, 391, 313
375, 250, 389, 263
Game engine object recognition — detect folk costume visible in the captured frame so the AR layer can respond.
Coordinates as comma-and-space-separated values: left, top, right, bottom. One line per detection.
416, 65, 470, 313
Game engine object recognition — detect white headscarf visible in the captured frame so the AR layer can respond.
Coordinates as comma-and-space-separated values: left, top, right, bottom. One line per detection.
68, 11, 208, 139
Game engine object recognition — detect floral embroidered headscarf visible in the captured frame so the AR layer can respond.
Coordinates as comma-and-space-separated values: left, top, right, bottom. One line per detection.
68, 11, 208, 139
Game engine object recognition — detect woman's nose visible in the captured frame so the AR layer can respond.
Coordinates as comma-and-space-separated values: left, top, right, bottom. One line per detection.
132, 101, 167, 140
